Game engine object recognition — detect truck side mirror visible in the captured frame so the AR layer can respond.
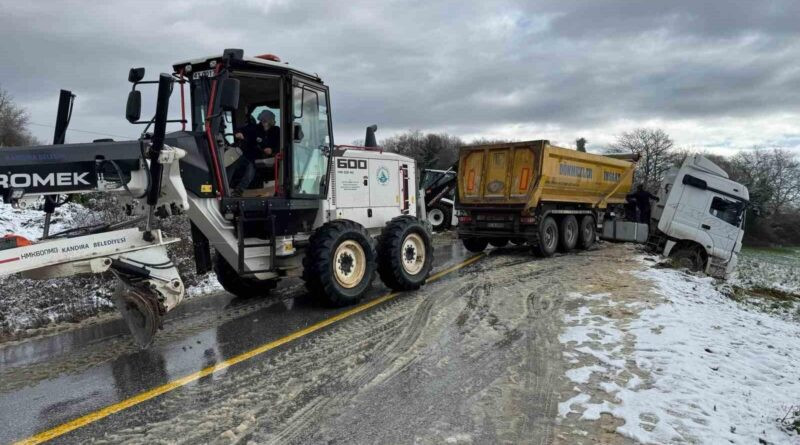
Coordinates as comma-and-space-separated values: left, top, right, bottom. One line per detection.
220, 78, 240, 111
126, 90, 141, 123
128, 67, 145, 83
293, 122, 304, 142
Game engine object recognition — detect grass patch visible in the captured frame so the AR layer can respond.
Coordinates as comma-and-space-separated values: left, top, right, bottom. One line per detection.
780, 405, 800, 436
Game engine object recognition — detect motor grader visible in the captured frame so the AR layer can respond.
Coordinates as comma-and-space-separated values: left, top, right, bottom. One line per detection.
0, 49, 434, 346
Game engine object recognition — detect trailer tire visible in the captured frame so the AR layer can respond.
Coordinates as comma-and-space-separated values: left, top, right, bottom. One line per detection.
213, 252, 277, 298
303, 220, 376, 307
510, 238, 526, 245
532, 216, 559, 257
377, 216, 434, 291
489, 238, 509, 248
558, 215, 579, 252
427, 204, 452, 231
462, 237, 489, 253
578, 215, 596, 250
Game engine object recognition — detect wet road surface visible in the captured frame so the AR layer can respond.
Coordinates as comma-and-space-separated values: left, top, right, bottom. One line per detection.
0, 237, 575, 444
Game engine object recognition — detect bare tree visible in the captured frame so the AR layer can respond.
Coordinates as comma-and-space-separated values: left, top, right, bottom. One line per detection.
575, 137, 587, 152
382, 130, 463, 169
608, 128, 676, 191
0, 85, 39, 147
728, 148, 800, 215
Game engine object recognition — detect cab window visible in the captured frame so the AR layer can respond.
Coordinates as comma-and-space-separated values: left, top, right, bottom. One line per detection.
709, 196, 743, 226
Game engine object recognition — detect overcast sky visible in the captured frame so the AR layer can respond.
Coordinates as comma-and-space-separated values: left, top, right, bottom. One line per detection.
1, 0, 798, 155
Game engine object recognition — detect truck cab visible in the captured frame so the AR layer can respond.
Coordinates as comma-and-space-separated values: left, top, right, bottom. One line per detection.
649, 155, 749, 278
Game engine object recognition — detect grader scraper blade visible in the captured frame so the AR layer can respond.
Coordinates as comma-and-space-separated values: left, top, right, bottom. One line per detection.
112, 281, 162, 348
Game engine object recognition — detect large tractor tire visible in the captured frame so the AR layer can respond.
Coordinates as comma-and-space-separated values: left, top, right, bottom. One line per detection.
531, 216, 559, 257
558, 215, 579, 252
302, 220, 376, 307
489, 238, 509, 248
462, 237, 489, 253
578, 215, 596, 250
213, 252, 278, 298
427, 204, 452, 231
377, 216, 434, 291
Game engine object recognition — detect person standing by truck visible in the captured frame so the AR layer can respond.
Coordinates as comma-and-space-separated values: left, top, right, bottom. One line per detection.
628, 184, 658, 223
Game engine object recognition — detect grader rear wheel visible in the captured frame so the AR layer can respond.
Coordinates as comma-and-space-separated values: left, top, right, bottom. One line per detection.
377, 216, 434, 291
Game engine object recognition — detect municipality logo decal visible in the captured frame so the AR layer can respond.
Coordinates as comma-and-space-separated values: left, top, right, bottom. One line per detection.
376, 166, 390, 185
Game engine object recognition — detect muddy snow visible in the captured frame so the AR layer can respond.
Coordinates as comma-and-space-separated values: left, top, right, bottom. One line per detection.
1, 220, 798, 444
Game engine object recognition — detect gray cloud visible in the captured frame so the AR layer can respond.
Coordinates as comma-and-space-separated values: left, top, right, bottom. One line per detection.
0, 0, 798, 152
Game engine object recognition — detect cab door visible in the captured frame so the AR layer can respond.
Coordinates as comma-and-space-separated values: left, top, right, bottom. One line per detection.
705, 195, 744, 258
290, 82, 332, 198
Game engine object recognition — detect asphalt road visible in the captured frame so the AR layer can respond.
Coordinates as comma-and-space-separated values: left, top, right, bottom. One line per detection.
0, 237, 568, 444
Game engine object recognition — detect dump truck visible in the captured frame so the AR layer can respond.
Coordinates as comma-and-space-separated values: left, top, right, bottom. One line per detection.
455, 140, 635, 256
455, 140, 750, 278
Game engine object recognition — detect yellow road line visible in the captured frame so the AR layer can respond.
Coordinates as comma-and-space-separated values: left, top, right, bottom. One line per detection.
14, 252, 484, 445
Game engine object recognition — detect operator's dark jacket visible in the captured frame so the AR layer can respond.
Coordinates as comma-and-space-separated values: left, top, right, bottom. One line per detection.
238, 123, 280, 161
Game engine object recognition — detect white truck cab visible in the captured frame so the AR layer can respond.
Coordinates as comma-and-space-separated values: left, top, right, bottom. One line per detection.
650, 155, 749, 278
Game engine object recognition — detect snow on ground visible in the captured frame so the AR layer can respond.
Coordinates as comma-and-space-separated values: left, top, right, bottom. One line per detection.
0, 200, 90, 240
559, 262, 800, 444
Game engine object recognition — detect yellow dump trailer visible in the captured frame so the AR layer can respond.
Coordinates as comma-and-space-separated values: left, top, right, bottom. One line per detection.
456, 140, 635, 256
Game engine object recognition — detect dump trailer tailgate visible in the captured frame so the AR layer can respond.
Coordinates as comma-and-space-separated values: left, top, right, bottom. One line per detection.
459, 141, 540, 205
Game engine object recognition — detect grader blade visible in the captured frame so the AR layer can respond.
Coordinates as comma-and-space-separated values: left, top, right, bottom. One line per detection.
112, 282, 162, 348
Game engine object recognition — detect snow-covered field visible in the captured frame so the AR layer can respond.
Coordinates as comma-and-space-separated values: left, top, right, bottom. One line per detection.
735, 247, 800, 294
559, 259, 800, 444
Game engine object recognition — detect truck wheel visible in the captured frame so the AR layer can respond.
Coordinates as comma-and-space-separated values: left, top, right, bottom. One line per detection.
578, 215, 596, 250
489, 238, 509, 248
302, 220, 376, 307
377, 216, 434, 290
213, 252, 277, 298
532, 216, 559, 257
670, 246, 705, 272
427, 204, 452, 231
462, 237, 489, 253
558, 215, 579, 252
